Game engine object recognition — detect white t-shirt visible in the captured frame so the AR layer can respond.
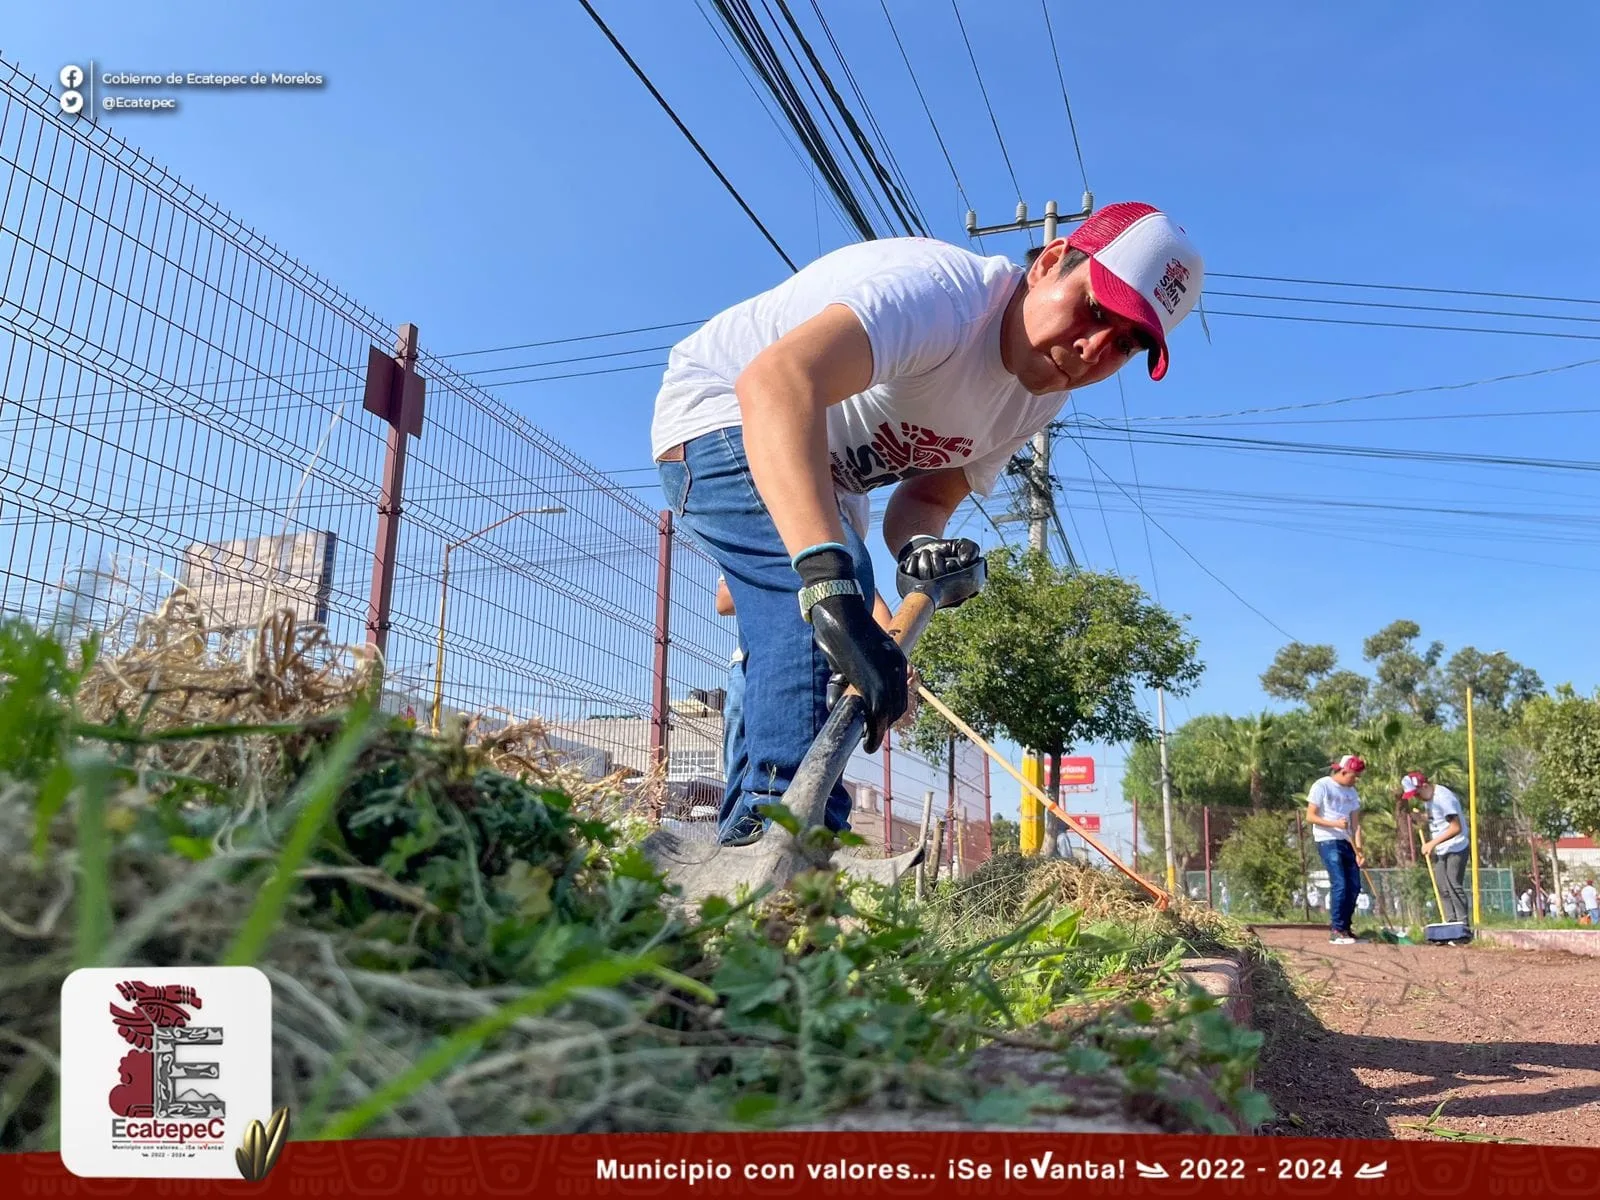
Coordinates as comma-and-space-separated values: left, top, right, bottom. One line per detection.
1425, 785, 1469, 856
651, 238, 1064, 500
1583, 884, 1599, 909
1307, 776, 1361, 843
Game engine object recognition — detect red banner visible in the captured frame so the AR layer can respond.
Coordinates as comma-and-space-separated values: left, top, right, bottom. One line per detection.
4, 1133, 1598, 1196
1067, 813, 1102, 832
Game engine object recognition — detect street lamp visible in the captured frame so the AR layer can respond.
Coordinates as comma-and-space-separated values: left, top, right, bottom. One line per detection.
430, 505, 566, 730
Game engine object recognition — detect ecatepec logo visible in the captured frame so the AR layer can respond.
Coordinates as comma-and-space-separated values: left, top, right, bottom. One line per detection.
61, 966, 275, 1179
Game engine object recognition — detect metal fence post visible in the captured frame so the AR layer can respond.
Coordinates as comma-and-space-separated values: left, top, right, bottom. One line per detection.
1203, 805, 1213, 907
982, 750, 991, 862
649, 509, 673, 773
945, 734, 957, 877
882, 731, 893, 851
364, 323, 425, 667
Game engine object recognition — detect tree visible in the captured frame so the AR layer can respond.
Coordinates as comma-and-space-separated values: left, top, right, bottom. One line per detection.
1259, 641, 1369, 726
1346, 712, 1461, 866
1363, 620, 1446, 726
1260, 642, 1338, 704
1188, 711, 1327, 812
1441, 647, 1544, 727
1122, 736, 1201, 873
989, 814, 1020, 856
912, 550, 1203, 855
1216, 812, 1304, 916
1521, 687, 1599, 840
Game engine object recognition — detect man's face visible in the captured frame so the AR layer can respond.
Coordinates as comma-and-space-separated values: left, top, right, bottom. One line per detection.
1003, 242, 1153, 395
1333, 768, 1360, 787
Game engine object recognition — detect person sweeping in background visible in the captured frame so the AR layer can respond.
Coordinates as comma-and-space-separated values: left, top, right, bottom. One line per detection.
1305, 755, 1366, 944
1402, 771, 1472, 938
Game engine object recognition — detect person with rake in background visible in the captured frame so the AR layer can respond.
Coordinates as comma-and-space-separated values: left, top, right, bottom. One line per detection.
1402, 771, 1472, 939
1305, 754, 1367, 944
654, 203, 1205, 844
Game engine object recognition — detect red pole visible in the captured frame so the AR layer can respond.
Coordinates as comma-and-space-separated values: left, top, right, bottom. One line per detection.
883, 731, 893, 851
648, 510, 673, 773
363, 323, 424, 664
1203, 805, 1213, 908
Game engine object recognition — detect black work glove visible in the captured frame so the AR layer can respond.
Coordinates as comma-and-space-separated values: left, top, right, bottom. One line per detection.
797, 549, 908, 753
897, 535, 982, 584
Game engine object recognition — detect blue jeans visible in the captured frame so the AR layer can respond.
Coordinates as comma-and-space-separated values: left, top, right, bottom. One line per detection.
1316, 839, 1362, 933
721, 653, 746, 815
659, 427, 875, 843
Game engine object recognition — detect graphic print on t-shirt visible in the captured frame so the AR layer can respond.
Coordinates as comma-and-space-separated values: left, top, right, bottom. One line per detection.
831, 420, 975, 492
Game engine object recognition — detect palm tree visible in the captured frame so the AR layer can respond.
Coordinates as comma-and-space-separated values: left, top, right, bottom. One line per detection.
1191, 712, 1323, 812
1349, 713, 1463, 865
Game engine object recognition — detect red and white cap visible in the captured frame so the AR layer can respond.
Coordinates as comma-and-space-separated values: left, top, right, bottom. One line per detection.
1066, 201, 1204, 381
1401, 771, 1429, 799
1331, 754, 1366, 775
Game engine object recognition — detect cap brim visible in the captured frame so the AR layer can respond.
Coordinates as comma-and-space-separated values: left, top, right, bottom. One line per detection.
1089, 258, 1170, 380
1402, 788, 1419, 799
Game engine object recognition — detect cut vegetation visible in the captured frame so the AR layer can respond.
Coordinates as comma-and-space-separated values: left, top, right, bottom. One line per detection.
0, 608, 1270, 1146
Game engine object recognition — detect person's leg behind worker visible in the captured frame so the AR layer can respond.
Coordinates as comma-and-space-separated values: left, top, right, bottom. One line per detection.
659, 428, 874, 844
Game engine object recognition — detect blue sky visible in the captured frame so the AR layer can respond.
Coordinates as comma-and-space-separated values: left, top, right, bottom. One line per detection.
9, 1, 1600, 852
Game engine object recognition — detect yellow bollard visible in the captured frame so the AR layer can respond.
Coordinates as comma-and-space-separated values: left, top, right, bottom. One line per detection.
1020, 752, 1043, 856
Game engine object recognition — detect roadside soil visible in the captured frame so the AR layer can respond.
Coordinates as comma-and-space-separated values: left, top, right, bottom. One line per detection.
1251, 926, 1600, 1146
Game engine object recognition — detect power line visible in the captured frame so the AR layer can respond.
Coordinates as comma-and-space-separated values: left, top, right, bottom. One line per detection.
876, 0, 979, 237
1071, 444, 1298, 641
576, 0, 798, 271
711, 0, 881, 239
948, 0, 1025, 209
1054, 423, 1119, 573
1205, 307, 1600, 342
1212, 271, 1600, 308
1114, 373, 1160, 599
1210, 288, 1600, 326
1125, 355, 1600, 423
434, 319, 704, 361
805, 0, 930, 234
456, 343, 676, 379
695, 0, 856, 237
1038, 0, 1088, 194
1071, 418, 1600, 476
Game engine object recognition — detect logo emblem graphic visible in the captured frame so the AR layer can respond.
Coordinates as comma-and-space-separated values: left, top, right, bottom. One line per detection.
61, 966, 274, 1179
108, 981, 224, 1119
1151, 257, 1191, 316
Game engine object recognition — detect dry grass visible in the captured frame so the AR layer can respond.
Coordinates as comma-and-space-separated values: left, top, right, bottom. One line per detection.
70, 593, 651, 820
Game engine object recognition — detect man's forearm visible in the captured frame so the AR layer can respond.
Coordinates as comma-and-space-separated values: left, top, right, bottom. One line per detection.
732, 303, 875, 563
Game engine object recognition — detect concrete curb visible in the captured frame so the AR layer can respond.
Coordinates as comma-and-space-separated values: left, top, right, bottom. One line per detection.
1179, 956, 1252, 1028
1472, 928, 1600, 957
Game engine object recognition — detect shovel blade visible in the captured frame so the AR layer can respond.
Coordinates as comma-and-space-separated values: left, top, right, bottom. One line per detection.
642, 824, 927, 905
642, 824, 803, 905
832, 842, 926, 887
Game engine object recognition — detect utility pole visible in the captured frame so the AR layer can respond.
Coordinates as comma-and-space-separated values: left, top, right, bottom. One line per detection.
1158, 687, 1177, 894
966, 193, 1093, 859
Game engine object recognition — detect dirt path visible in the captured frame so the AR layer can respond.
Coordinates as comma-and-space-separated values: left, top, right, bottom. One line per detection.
1251, 927, 1600, 1146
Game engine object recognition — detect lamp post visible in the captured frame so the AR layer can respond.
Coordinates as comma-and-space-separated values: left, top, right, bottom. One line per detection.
430, 505, 565, 730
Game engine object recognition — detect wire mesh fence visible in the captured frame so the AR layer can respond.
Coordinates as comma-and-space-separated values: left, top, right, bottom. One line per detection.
1184, 866, 1517, 923
0, 57, 997, 868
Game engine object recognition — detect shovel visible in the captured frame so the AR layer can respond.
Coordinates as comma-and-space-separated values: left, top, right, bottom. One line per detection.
642, 558, 986, 905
